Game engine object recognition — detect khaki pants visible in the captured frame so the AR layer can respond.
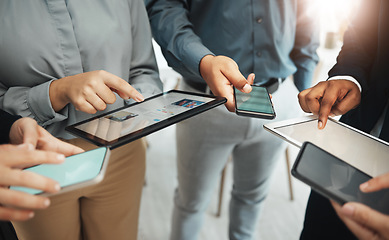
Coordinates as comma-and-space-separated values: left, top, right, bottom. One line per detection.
13, 138, 146, 240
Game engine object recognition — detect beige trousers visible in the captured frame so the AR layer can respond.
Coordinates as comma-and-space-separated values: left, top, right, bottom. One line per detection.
12, 138, 146, 240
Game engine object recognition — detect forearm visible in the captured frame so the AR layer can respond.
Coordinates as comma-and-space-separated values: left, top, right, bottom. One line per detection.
145, 0, 212, 77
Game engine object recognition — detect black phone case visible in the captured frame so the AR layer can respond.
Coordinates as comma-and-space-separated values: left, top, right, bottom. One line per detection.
292, 142, 350, 205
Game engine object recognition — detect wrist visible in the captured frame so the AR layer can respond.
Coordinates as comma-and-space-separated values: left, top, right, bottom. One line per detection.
199, 55, 215, 78
49, 79, 68, 112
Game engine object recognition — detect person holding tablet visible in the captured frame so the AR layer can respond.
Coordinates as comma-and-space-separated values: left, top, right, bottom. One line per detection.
0, 1, 162, 240
297, 0, 389, 239
0, 109, 83, 239
146, 0, 320, 239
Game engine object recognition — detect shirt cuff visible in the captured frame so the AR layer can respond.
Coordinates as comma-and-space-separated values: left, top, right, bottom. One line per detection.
28, 79, 67, 125
327, 76, 362, 92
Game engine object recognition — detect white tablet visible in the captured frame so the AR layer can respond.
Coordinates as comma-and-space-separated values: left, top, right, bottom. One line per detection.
264, 115, 389, 177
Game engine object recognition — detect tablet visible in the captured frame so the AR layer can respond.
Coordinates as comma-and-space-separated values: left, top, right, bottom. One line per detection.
66, 90, 226, 149
10, 147, 110, 196
264, 115, 389, 177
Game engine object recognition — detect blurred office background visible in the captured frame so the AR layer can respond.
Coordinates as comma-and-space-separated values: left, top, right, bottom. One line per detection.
138, 0, 361, 239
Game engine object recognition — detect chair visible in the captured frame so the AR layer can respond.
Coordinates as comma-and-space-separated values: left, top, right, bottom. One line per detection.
216, 147, 294, 217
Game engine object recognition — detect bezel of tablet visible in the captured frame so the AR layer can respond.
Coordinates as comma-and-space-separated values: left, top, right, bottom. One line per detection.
66, 90, 226, 149
264, 115, 389, 177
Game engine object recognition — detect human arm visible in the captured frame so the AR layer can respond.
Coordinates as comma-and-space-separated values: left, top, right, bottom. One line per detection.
145, 0, 252, 111
331, 172, 389, 240
290, 0, 320, 92
127, 0, 163, 100
297, 0, 379, 128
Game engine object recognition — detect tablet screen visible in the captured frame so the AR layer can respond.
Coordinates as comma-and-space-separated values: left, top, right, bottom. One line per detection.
268, 117, 389, 177
66, 90, 226, 148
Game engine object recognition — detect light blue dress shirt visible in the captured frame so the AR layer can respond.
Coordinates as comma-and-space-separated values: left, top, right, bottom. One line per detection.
146, 0, 320, 91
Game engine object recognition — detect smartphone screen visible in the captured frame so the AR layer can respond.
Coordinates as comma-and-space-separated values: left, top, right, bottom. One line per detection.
234, 86, 275, 119
292, 142, 389, 214
10, 147, 109, 195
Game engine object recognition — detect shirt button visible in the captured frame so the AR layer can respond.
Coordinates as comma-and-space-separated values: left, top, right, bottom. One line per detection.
257, 51, 262, 57
257, 18, 263, 24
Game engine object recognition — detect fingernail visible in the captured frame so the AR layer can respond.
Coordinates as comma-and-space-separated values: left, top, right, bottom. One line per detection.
360, 182, 369, 191
28, 212, 35, 218
242, 84, 252, 93
57, 154, 65, 161
135, 94, 145, 102
54, 184, 61, 192
43, 199, 50, 207
342, 204, 355, 216
318, 121, 323, 129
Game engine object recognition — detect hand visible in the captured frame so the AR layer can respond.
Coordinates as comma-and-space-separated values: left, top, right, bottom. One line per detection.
9, 117, 84, 158
199, 55, 254, 112
49, 70, 145, 114
332, 200, 389, 240
0, 144, 65, 221
298, 80, 361, 129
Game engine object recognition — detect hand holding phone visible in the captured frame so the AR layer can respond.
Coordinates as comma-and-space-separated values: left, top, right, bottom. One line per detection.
234, 85, 276, 119
10, 147, 110, 196
292, 142, 389, 214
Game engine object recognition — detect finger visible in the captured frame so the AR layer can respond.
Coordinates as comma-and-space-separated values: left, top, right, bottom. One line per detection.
0, 149, 65, 168
0, 206, 35, 221
85, 93, 107, 111
102, 74, 144, 102
95, 84, 117, 105
0, 188, 51, 210
332, 201, 377, 240
303, 84, 325, 116
73, 98, 98, 114
247, 73, 255, 85
20, 120, 39, 148
1, 169, 60, 193
330, 88, 361, 116
221, 67, 251, 93
297, 88, 312, 112
360, 172, 389, 192
342, 202, 389, 236
37, 130, 84, 156
317, 87, 340, 129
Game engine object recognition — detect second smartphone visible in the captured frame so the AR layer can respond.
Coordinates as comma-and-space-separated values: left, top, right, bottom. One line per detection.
292, 142, 389, 215
234, 85, 276, 119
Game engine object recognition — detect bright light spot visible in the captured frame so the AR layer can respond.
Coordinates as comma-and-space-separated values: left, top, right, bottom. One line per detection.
314, 0, 361, 32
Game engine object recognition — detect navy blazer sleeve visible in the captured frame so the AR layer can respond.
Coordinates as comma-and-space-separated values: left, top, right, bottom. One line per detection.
0, 109, 21, 144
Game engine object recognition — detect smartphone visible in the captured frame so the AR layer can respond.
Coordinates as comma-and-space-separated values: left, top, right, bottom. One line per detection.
10, 147, 110, 196
292, 142, 389, 214
234, 85, 276, 119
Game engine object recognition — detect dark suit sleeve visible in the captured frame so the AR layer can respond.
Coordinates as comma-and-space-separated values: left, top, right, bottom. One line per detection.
328, 0, 380, 91
0, 109, 21, 144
